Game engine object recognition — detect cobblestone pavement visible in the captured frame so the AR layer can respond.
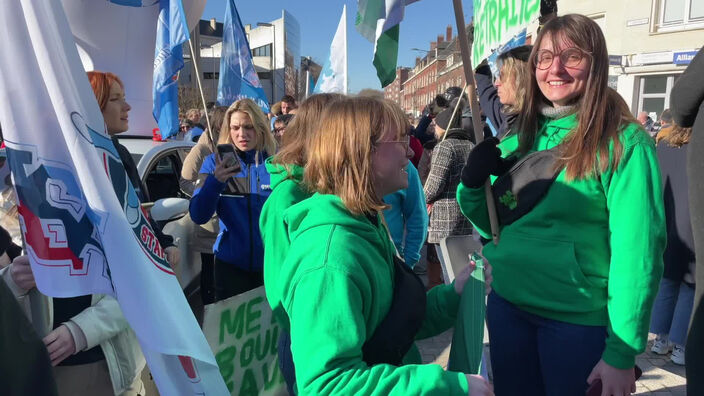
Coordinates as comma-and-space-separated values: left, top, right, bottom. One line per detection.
417, 330, 687, 395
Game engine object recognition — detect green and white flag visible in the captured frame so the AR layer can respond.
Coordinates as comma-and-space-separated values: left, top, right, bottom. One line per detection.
355, 0, 419, 87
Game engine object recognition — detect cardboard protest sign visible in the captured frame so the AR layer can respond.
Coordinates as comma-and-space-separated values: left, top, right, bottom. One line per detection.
472, 0, 540, 68
203, 287, 287, 396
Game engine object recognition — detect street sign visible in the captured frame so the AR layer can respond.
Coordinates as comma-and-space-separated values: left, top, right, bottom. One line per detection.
673, 50, 698, 65
609, 55, 623, 66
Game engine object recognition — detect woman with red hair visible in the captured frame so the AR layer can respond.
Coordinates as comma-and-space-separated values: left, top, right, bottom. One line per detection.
33, 71, 180, 395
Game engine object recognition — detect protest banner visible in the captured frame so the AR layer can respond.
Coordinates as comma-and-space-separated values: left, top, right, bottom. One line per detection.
203, 287, 287, 396
472, 0, 540, 68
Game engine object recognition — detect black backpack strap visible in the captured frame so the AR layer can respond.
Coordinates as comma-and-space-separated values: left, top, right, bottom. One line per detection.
491, 146, 564, 226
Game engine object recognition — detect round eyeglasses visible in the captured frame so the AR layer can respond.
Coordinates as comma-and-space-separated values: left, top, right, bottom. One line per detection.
534, 48, 591, 70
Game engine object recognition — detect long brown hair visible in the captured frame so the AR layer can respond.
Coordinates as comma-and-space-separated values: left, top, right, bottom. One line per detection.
203, 106, 228, 146
273, 93, 344, 168
218, 98, 277, 156
304, 97, 409, 215
86, 71, 123, 111
517, 14, 637, 180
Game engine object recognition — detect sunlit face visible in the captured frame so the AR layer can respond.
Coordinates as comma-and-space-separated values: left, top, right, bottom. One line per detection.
535, 33, 591, 107
372, 126, 413, 198
273, 121, 286, 141
281, 101, 294, 114
495, 66, 517, 106
229, 111, 258, 152
103, 81, 131, 135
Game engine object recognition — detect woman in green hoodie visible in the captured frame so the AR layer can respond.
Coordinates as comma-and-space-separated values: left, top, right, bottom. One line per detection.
268, 96, 492, 395
260, 93, 343, 392
457, 14, 665, 396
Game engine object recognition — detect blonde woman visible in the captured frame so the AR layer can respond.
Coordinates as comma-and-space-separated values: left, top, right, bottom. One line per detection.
475, 45, 532, 138
269, 96, 492, 395
189, 98, 276, 301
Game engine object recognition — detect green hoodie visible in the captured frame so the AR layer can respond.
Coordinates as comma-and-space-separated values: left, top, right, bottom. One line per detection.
457, 113, 666, 369
260, 157, 308, 330
276, 193, 468, 395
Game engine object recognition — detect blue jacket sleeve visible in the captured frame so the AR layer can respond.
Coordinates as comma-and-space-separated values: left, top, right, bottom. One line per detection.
475, 64, 505, 135
188, 155, 225, 225
401, 164, 427, 267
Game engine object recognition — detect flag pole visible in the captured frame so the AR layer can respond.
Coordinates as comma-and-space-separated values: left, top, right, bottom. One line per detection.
451, 0, 500, 244
187, 38, 215, 152
343, 4, 348, 95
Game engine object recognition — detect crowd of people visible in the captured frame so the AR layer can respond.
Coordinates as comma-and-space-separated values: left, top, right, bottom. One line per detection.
1, 12, 703, 396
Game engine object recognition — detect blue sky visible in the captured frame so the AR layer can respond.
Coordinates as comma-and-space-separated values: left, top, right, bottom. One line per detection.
202, 0, 474, 93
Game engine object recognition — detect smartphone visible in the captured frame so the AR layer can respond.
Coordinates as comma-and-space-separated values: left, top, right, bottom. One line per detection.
585, 365, 642, 396
216, 144, 241, 172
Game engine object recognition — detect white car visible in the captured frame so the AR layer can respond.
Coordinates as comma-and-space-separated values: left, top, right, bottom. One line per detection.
121, 137, 209, 321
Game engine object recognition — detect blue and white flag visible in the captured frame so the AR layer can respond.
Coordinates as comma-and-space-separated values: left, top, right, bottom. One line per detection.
217, 0, 271, 112
314, 5, 347, 94
0, 0, 227, 394
152, 0, 189, 139
107, 0, 160, 6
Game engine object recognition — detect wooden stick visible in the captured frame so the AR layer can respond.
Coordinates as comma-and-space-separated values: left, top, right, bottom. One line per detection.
187, 38, 215, 152
451, 0, 500, 244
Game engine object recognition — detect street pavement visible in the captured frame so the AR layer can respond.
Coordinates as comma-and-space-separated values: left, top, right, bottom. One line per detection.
417, 330, 687, 395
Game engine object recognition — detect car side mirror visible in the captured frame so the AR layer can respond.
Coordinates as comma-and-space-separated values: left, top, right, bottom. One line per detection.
150, 198, 190, 222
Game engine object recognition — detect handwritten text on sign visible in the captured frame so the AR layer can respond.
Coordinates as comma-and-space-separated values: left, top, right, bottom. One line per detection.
203, 287, 287, 396
472, 0, 540, 68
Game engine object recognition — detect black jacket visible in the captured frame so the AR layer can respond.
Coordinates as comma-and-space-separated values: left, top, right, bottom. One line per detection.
475, 64, 516, 139
657, 142, 695, 284
671, 46, 704, 395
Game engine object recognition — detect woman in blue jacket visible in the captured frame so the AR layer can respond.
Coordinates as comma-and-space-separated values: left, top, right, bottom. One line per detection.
189, 98, 276, 301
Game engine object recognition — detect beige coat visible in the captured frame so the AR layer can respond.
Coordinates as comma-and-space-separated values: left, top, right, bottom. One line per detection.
181, 132, 215, 182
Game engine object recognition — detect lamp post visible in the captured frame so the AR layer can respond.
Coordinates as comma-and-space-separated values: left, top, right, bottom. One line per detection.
257, 22, 276, 104
301, 56, 312, 98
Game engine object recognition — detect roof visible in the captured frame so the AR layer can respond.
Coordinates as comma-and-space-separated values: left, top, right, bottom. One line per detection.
199, 20, 223, 38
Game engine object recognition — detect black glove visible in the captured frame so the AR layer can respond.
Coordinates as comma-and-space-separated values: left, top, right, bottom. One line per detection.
461, 137, 516, 188
474, 61, 491, 76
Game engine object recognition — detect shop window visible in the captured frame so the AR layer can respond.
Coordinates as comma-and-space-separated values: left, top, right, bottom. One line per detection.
637, 74, 680, 121
652, 0, 704, 31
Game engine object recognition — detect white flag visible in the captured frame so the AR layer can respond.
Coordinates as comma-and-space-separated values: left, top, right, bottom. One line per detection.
0, 0, 227, 394
314, 5, 347, 94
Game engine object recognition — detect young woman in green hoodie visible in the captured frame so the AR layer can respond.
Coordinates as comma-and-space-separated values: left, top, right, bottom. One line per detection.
268, 96, 492, 395
457, 14, 666, 396
259, 93, 343, 392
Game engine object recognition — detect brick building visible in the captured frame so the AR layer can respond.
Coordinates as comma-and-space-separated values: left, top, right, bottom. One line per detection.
387, 25, 471, 117
383, 67, 410, 104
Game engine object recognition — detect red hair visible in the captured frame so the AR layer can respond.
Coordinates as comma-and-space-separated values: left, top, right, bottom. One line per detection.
86, 71, 124, 111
